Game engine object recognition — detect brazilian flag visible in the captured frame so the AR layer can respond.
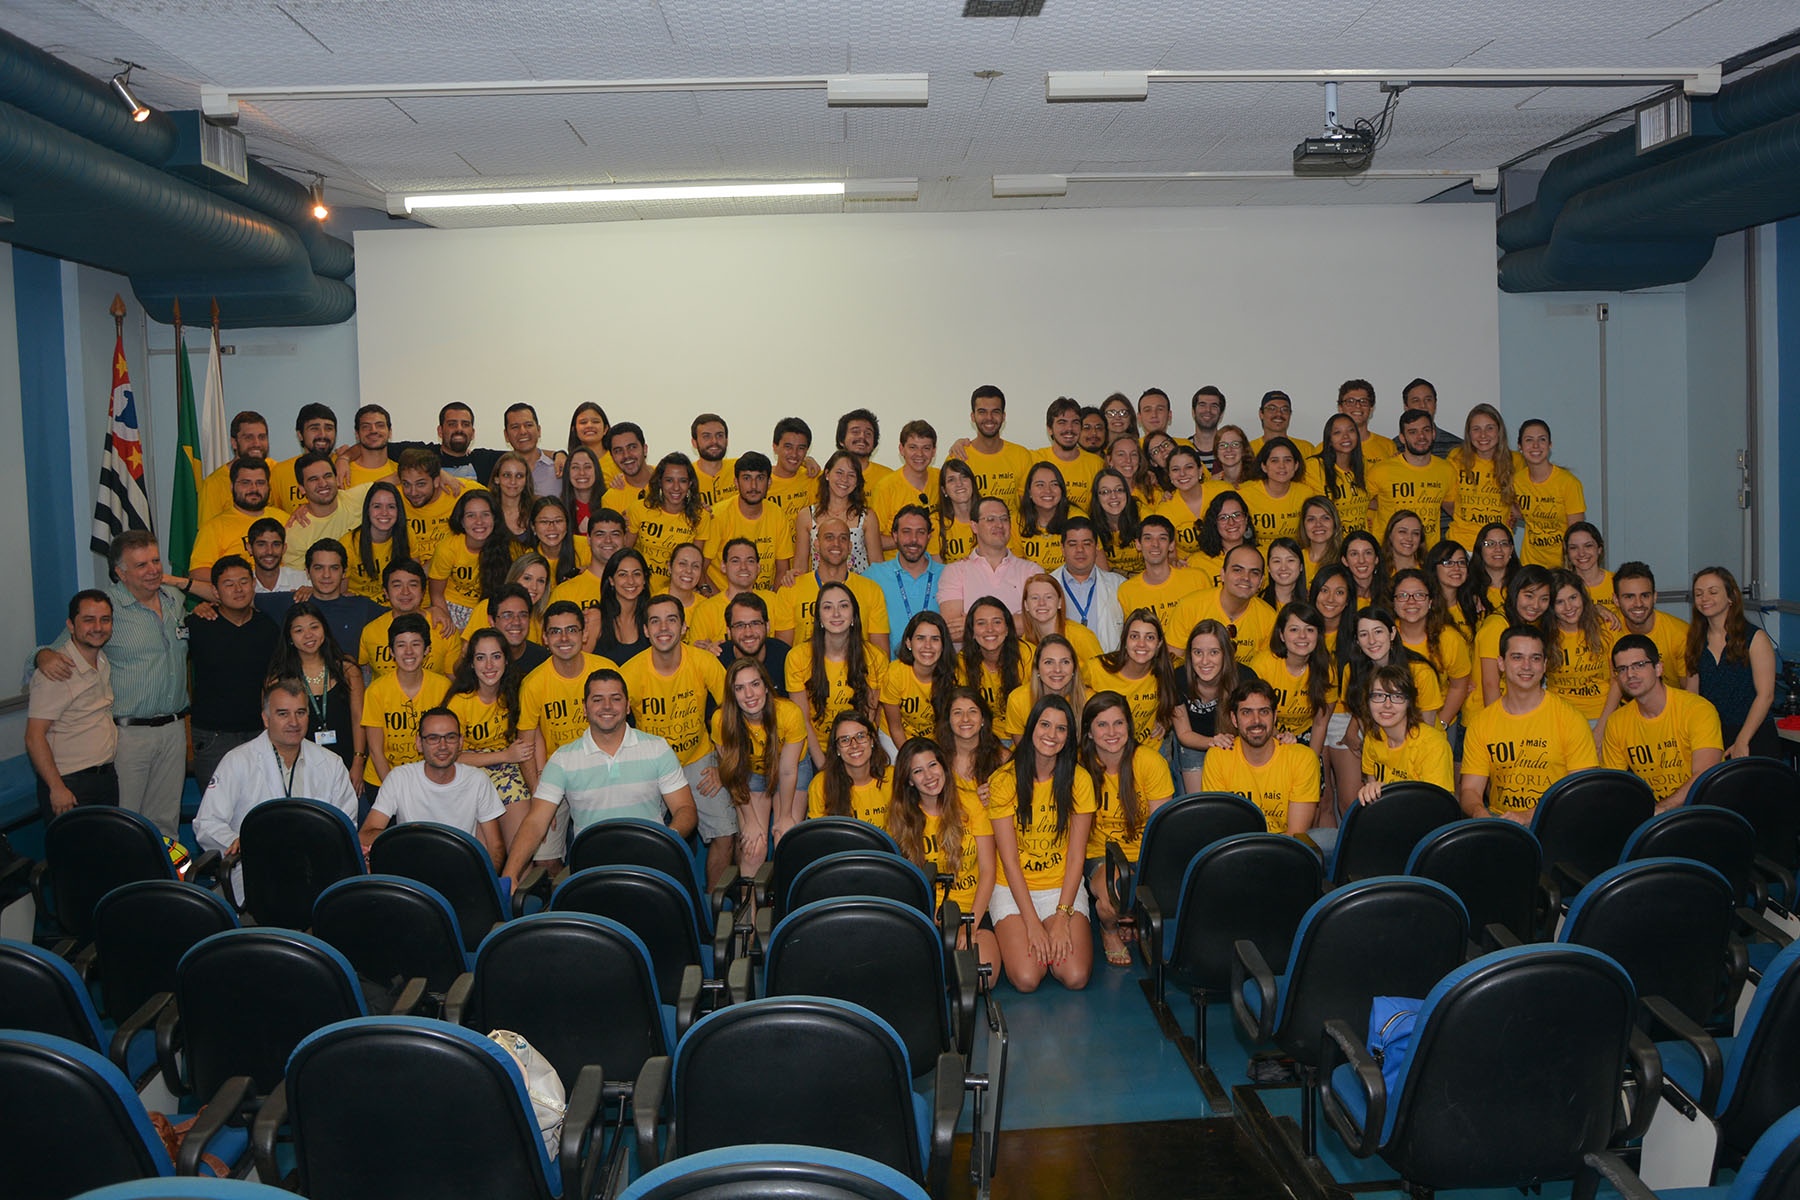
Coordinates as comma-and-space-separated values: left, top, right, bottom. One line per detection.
167, 334, 203, 576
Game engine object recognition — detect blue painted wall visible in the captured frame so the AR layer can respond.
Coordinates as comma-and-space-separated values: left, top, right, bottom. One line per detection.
13, 247, 78, 646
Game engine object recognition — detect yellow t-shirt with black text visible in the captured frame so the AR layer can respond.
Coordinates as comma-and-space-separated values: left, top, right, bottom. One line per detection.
1461, 694, 1599, 814
1085, 745, 1175, 862
806, 772, 893, 825
517, 654, 618, 757
1361, 723, 1456, 791
1199, 743, 1321, 833
360, 670, 452, 785
620, 646, 727, 765
1601, 688, 1723, 803
987, 767, 1098, 892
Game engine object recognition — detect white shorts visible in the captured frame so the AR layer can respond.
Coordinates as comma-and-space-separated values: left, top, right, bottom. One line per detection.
685, 753, 738, 841
1325, 712, 1353, 750
990, 882, 1092, 923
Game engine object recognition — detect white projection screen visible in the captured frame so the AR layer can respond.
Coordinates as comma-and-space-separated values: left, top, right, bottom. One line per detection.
354, 206, 1499, 467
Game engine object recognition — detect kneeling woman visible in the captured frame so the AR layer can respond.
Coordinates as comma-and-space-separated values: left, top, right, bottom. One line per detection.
888, 737, 1000, 980
712, 658, 806, 874
1082, 691, 1176, 967
988, 694, 1097, 992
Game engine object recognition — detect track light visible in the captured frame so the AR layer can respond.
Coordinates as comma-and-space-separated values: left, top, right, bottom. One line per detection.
309, 177, 330, 221
110, 63, 151, 123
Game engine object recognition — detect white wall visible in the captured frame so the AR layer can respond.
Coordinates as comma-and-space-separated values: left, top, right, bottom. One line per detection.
354, 206, 1503, 465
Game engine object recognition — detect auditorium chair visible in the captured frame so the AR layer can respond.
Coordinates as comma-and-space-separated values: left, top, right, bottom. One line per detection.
615, 1145, 931, 1200
1406, 818, 1544, 946
225, 798, 364, 929
1107, 791, 1265, 956
89, 882, 238, 1053
312, 875, 471, 1011
1322, 782, 1462, 887
0, 936, 166, 1090
1530, 768, 1656, 903
1687, 758, 1800, 910
31, 807, 218, 947
549, 866, 722, 1034
368, 820, 549, 952
1585, 1103, 1800, 1200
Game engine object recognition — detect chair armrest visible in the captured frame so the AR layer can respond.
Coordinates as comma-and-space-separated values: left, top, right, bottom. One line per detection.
1137, 890, 1165, 968
938, 898, 962, 966
154, 997, 186, 1096
1554, 861, 1591, 897
0, 853, 31, 891
251, 1083, 288, 1185
1230, 938, 1278, 1045
110, 990, 173, 1076
1582, 1151, 1660, 1200
217, 851, 243, 910
1641, 994, 1719, 1115
71, 941, 98, 980
726, 956, 751, 1003
713, 908, 733, 971
1736, 905, 1796, 950
561, 1063, 607, 1199
28, 860, 48, 917
928, 1051, 964, 1200
511, 866, 549, 918
951, 945, 979, 1057
443, 972, 474, 1026
1622, 1026, 1664, 1143
1535, 872, 1562, 939
1103, 840, 1131, 917
1318, 1017, 1384, 1158
389, 977, 428, 1016
178, 1074, 255, 1175
188, 849, 223, 891
753, 904, 772, 953
751, 861, 774, 907
1484, 921, 1524, 951
709, 865, 740, 918
1752, 853, 1796, 907
676, 964, 704, 1037
633, 1056, 671, 1172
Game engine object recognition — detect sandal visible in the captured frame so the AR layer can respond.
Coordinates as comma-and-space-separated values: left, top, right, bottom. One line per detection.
1102, 931, 1132, 967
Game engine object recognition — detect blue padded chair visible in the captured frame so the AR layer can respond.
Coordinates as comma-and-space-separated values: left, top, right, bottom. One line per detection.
0, 937, 163, 1087
1107, 791, 1265, 940
1324, 783, 1462, 887
1621, 806, 1761, 909
1232, 878, 1469, 1154
1407, 818, 1543, 944
32, 807, 215, 945
617, 1145, 930, 1200
752, 818, 900, 915
367, 821, 545, 952
1655, 939, 1800, 1168
90, 882, 239, 1039
1322, 945, 1657, 1196
71, 1180, 299, 1200
0, 1031, 250, 1199
312, 875, 471, 1000
550, 866, 719, 1025
1531, 768, 1657, 899
766, 850, 963, 989
231, 799, 364, 929
1687, 758, 1800, 908
568, 817, 726, 921
646, 996, 960, 1199
1586, 1103, 1800, 1200
268, 1015, 608, 1200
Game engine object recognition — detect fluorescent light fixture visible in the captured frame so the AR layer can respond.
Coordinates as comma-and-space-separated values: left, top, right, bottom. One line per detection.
844, 178, 921, 201
398, 181, 847, 212
993, 174, 1070, 197
996, 168, 1498, 196
202, 73, 928, 121
0, 194, 13, 224
1045, 72, 1148, 102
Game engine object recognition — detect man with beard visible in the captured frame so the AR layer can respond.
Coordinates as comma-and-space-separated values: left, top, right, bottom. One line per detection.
283, 451, 370, 569
1033, 397, 1104, 514
707, 452, 793, 590
1187, 386, 1226, 471
270, 403, 339, 510
1250, 389, 1316, 459
959, 386, 1034, 523
836, 408, 889, 488
1199, 679, 1320, 834
1368, 408, 1457, 547
1613, 562, 1691, 689
1602, 634, 1722, 811
690, 412, 737, 508
689, 537, 794, 649
339, 404, 397, 487
389, 402, 505, 483
1169, 544, 1274, 665
600, 423, 654, 511
1460, 625, 1598, 822
189, 456, 277, 584
865, 505, 942, 625
199, 411, 282, 523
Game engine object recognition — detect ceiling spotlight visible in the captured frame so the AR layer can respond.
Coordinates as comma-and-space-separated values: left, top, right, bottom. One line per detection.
110, 62, 151, 123
309, 177, 330, 221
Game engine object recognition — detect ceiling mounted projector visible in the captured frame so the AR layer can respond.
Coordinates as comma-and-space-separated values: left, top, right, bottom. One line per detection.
1293, 129, 1375, 174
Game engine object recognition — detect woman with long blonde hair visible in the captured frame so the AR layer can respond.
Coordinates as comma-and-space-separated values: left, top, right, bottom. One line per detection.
887, 737, 999, 979
710, 657, 805, 871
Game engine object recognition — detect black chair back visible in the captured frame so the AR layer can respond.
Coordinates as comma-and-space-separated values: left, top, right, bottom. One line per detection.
617, 1146, 930, 1200
672, 997, 924, 1181
1530, 769, 1655, 886
785, 852, 935, 919
176, 928, 367, 1097
1134, 792, 1266, 914
0, 1032, 171, 1200
1168, 833, 1321, 991
1268, 878, 1468, 1067
550, 866, 706, 997
238, 799, 364, 929
92, 881, 238, 1023
1407, 819, 1542, 942
568, 816, 712, 916
1328, 783, 1462, 885
1688, 757, 1800, 881
367, 823, 508, 952
313, 876, 470, 995
286, 1016, 556, 1200
0, 938, 104, 1050
43, 807, 176, 941
1623, 806, 1759, 907
764, 898, 953, 1077
1561, 858, 1736, 1026
1379, 945, 1636, 1190
1718, 942, 1800, 1159
765, 819, 900, 918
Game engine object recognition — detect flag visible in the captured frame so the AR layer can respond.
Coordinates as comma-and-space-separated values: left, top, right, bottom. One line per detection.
167, 333, 203, 575
90, 332, 154, 556
200, 319, 228, 471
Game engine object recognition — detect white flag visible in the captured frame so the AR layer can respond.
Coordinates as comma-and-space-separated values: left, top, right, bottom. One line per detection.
199, 321, 229, 472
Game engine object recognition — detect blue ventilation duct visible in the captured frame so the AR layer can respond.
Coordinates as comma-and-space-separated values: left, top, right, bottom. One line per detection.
0, 28, 354, 326
1498, 55, 1800, 293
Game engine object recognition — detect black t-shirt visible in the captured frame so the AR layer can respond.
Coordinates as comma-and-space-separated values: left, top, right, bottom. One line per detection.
1179, 664, 1260, 738
512, 641, 551, 675
719, 639, 791, 690
185, 610, 282, 731
387, 441, 504, 485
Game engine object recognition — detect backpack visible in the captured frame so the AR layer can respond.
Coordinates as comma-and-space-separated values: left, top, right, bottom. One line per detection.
489, 1029, 567, 1155
1367, 995, 1422, 1100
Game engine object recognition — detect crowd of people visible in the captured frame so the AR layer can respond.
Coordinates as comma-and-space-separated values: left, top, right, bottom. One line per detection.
24, 379, 1780, 991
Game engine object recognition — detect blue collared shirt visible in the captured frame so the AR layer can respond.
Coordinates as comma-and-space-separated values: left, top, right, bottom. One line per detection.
863, 556, 943, 628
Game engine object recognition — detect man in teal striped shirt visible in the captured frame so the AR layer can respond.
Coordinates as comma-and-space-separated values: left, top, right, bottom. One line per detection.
500, 667, 696, 882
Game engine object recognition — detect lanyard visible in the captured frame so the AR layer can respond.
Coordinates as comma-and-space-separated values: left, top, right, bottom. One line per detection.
1063, 572, 1097, 626
894, 566, 938, 620
273, 746, 298, 798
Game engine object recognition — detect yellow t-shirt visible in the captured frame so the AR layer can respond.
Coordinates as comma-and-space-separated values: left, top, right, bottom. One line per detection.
1252, 435, 1318, 460
1031, 447, 1104, 514
517, 654, 618, 757
1515, 466, 1586, 568
1167, 591, 1277, 665
360, 670, 452, 785
626, 497, 712, 590
1584, 571, 1617, 608
806, 772, 893, 826
344, 529, 396, 602
870, 470, 942, 557
1463, 614, 1510, 727
1151, 495, 1212, 558
916, 792, 994, 916
1402, 627, 1474, 702
1009, 529, 1065, 572
1302, 459, 1375, 534
1199, 744, 1321, 834
359, 611, 460, 679
780, 573, 891, 644
1085, 745, 1176, 862
1601, 688, 1723, 803
447, 690, 514, 755
1359, 433, 1397, 465
1034, 622, 1104, 664
1101, 537, 1146, 578
428, 536, 493, 610
1361, 724, 1456, 791
1117, 567, 1208, 635
765, 471, 815, 527
198, 464, 237, 525
1237, 480, 1318, 543
188, 509, 266, 574
880, 661, 943, 742
956, 644, 1035, 720
688, 589, 795, 645
962, 441, 1037, 517
1639, 610, 1692, 691
345, 457, 395, 489
1461, 694, 1599, 814
692, 460, 738, 510
1366, 456, 1457, 548
599, 484, 647, 520
619, 647, 728, 766
1444, 453, 1519, 550
549, 570, 607, 618
1248, 651, 1323, 738
1343, 658, 1444, 721
987, 767, 1099, 891
708, 696, 806, 778
1079, 661, 1166, 746
939, 519, 977, 565
267, 455, 307, 513
1547, 626, 1618, 720
787, 641, 890, 747
404, 488, 463, 565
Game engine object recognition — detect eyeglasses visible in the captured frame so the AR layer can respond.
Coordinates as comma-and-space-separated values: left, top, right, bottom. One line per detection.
1480, 539, 1511, 549
1441, 558, 1469, 569
1217, 511, 1247, 524
1339, 397, 1373, 408
1216, 440, 1247, 451
729, 619, 766, 633
1612, 660, 1657, 675
1393, 591, 1430, 602
420, 731, 462, 745
835, 731, 872, 748
1368, 691, 1406, 704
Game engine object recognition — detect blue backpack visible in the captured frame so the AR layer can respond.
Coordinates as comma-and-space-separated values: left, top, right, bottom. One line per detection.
1368, 995, 1421, 1099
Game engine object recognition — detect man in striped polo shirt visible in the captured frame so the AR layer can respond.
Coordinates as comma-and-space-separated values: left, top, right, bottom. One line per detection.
500, 667, 696, 883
